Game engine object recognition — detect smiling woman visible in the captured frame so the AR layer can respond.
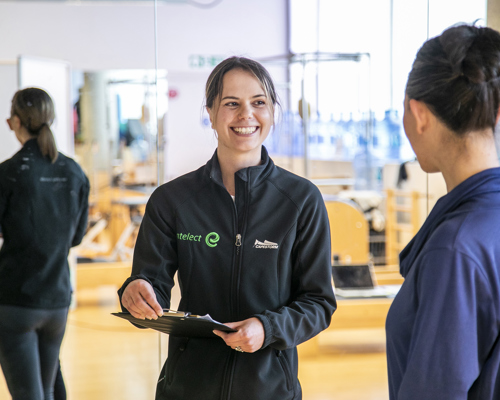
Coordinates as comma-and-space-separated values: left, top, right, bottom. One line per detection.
207, 66, 276, 195
209, 69, 273, 158
204, 57, 279, 196
117, 56, 337, 400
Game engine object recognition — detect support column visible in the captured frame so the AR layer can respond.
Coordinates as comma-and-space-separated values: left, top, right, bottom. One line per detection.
488, 0, 500, 31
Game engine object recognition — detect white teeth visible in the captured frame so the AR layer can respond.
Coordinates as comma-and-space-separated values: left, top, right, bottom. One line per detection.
233, 127, 257, 134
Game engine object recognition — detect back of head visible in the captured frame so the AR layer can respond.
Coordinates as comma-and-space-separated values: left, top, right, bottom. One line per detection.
406, 24, 500, 136
11, 87, 58, 162
205, 56, 279, 116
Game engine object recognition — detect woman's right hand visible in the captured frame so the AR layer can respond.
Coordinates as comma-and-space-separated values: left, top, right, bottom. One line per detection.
121, 279, 164, 320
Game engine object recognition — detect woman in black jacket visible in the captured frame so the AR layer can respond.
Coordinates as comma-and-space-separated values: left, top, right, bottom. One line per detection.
119, 57, 336, 400
0, 88, 89, 400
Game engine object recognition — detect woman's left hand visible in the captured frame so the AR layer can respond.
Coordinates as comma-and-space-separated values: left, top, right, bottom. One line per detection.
213, 317, 265, 353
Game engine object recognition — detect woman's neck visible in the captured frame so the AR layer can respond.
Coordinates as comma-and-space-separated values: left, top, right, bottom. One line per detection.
440, 130, 499, 192
17, 126, 36, 145
217, 146, 262, 196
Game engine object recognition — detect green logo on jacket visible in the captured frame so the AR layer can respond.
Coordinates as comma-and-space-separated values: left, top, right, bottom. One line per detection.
205, 232, 220, 247
177, 231, 220, 248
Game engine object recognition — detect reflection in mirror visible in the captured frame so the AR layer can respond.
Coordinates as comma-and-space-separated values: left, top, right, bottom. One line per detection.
0, 2, 165, 399
72, 69, 167, 263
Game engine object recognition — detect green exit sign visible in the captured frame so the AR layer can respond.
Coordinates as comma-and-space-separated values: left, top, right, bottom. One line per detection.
189, 55, 224, 69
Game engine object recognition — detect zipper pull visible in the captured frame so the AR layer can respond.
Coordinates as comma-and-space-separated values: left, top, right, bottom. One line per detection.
235, 234, 242, 247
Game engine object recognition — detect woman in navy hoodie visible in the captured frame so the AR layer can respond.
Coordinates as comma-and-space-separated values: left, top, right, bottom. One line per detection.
386, 25, 500, 399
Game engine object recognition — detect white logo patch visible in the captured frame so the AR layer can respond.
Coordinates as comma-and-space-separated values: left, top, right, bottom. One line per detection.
253, 239, 279, 249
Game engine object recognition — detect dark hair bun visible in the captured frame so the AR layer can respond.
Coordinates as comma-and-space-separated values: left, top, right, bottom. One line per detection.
406, 25, 500, 135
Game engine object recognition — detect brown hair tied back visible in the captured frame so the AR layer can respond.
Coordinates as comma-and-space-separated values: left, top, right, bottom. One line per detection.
11, 88, 58, 163
406, 24, 500, 136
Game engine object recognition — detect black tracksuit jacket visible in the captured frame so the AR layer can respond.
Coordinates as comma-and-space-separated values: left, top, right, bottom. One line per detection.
0, 139, 89, 308
119, 147, 336, 400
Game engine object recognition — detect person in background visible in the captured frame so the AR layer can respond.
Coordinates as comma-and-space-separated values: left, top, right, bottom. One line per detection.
0, 88, 89, 400
118, 56, 336, 400
386, 24, 500, 399
0, 224, 65, 400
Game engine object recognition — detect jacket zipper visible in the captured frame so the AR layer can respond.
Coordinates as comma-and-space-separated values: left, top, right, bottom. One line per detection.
229, 196, 239, 322
225, 237, 242, 400
235, 234, 241, 254
210, 173, 248, 399
225, 184, 247, 400
222, 194, 241, 400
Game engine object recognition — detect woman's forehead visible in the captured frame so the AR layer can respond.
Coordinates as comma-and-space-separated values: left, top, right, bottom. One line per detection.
220, 69, 266, 96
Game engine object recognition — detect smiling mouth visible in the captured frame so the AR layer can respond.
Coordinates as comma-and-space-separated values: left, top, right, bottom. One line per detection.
232, 127, 258, 135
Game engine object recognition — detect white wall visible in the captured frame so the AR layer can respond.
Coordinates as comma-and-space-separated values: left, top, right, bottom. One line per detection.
0, 63, 19, 162
165, 71, 218, 180
0, 57, 80, 162
18, 56, 74, 156
0, 0, 288, 177
0, 1, 287, 71
392, 0, 487, 115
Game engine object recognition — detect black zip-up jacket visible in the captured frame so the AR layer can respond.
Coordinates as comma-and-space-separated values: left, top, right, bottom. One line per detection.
119, 147, 336, 400
0, 139, 89, 308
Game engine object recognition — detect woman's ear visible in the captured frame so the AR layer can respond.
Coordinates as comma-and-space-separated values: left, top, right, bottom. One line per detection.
408, 99, 431, 135
206, 106, 214, 129
6, 115, 21, 131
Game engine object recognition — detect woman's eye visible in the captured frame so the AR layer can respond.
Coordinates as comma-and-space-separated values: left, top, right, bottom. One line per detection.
225, 102, 238, 107
254, 100, 266, 106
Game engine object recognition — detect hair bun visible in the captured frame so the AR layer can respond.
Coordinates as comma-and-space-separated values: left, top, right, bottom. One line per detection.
440, 26, 479, 82
406, 24, 500, 135
445, 26, 500, 86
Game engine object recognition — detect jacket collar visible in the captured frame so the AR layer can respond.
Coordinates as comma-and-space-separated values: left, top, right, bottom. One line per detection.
207, 146, 274, 189
14, 138, 40, 158
399, 167, 500, 277
22, 138, 39, 150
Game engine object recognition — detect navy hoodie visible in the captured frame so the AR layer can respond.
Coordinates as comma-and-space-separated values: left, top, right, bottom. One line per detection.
386, 168, 500, 399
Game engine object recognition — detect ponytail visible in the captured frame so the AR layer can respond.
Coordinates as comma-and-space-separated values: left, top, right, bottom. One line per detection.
37, 124, 58, 163
11, 88, 58, 162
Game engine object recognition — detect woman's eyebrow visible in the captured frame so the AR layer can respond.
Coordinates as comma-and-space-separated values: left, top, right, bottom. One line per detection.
221, 94, 266, 101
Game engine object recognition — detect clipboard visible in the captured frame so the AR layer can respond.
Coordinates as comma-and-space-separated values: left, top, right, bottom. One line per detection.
112, 310, 237, 338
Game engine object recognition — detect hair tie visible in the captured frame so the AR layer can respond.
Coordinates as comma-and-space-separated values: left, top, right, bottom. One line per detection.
30, 122, 48, 134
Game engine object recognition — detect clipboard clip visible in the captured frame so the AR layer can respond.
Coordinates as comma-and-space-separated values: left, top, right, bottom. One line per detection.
162, 308, 192, 317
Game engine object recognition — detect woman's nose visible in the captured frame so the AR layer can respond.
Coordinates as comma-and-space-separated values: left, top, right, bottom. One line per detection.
238, 104, 252, 119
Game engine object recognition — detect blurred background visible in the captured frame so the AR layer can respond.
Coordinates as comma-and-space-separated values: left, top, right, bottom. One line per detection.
0, 1, 495, 399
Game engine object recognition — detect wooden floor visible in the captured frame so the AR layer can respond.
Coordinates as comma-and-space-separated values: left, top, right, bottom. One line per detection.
0, 287, 390, 400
